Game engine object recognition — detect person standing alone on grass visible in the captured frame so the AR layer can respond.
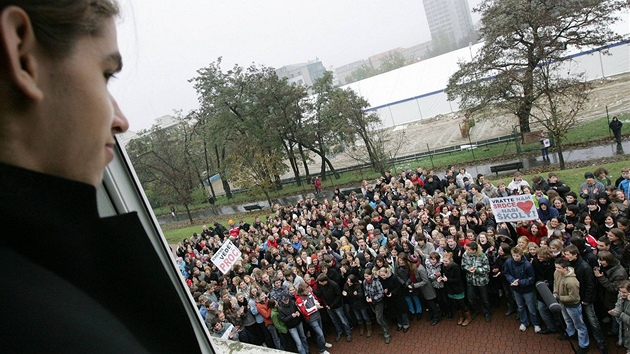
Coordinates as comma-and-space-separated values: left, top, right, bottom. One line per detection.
610, 116, 623, 144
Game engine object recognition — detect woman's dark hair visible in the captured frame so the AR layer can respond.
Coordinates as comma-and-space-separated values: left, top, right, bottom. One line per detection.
499, 242, 512, 256
597, 250, 619, 266
2, 0, 120, 58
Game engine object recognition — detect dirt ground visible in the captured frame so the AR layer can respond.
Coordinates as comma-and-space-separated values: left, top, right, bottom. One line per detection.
287, 72, 630, 178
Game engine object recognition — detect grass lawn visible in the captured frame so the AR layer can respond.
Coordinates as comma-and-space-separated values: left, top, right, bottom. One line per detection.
162, 214, 264, 245
162, 158, 630, 244
157, 115, 630, 242
488, 160, 630, 191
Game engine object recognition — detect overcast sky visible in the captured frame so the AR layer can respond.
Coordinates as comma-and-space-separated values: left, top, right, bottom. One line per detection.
109, 0, 627, 131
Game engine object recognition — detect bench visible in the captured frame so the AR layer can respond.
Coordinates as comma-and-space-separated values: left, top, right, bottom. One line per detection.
341, 187, 363, 195
243, 204, 263, 212
490, 161, 524, 176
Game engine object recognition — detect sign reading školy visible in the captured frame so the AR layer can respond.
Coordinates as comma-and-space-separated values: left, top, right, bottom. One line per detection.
489, 194, 538, 223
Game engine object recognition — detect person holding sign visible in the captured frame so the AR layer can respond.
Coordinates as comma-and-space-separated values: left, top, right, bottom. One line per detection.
540, 132, 551, 161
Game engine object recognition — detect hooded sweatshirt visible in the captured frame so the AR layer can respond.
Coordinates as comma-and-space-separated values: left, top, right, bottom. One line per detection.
537, 198, 559, 224
553, 267, 580, 307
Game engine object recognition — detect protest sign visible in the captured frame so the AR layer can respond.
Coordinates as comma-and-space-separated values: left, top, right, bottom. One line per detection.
489, 194, 538, 223
211, 240, 241, 274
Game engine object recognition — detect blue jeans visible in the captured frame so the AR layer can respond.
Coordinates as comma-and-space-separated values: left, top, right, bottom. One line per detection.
352, 307, 371, 325
288, 322, 309, 354
537, 300, 558, 331
308, 316, 327, 353
512, 290, 539, 326
266, 324, 283, 350
328, 306, 351, 335
561, 304, 590, 349
405, 295, 423, 314
370, 301, 390, 338
582, 302, 605, 348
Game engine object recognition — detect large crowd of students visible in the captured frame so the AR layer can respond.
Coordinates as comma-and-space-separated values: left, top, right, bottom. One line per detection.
176, 165, 630, 354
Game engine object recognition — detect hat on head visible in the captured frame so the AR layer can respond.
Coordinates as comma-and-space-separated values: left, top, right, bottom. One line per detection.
228, 219, 234, 224
281, 294, 291, 301
408, 254, 418, 264
467, 203, 474, 209
366, 224, 375, 231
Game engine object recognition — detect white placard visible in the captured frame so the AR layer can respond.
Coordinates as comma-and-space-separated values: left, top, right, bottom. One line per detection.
211, 240, 241, 274
489, 194, 538, 223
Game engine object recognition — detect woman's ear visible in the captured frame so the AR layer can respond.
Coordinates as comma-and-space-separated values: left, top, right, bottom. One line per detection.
0, 6, 43, 101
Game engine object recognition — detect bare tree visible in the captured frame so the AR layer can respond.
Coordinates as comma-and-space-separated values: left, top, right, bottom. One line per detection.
529, 63, 591, 169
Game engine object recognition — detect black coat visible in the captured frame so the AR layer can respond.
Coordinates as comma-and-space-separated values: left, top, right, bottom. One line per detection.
278, 298, 302, 328
379, 273, 407, 316
442, 263, 465, 295
314, 280, 344, 309
0, 163, 201, 353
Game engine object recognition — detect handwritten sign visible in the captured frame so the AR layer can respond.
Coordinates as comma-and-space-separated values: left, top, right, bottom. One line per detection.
211, 240, 241, 274
489, 194, 538, 222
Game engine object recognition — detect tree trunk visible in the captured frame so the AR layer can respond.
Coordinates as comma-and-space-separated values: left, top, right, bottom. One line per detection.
516, 103, 531, 134
557, 142, 566, 170
299, 144, 310, 183
215, 144, 232, 199
323, 156, 340, 179
203, 141, 217, 201
184, 203, 193, 224
264, 190, 272, 207
318, 138, 327, 181
283, 140, 301, 186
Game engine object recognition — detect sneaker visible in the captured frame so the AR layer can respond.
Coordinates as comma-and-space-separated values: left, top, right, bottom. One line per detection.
335, 333, 342, 342
325, 343, 332, 348
534, 326, 542, 333
519, 324, 527, 332
322, 351, 331, 354
346, 334, 352, 342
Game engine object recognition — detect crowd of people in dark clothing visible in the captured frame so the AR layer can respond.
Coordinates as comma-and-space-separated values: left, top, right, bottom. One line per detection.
175, 165, 630, 354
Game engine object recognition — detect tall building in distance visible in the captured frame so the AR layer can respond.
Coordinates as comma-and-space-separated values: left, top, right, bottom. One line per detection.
422, 0, 476, 51
275, 60, 326, 88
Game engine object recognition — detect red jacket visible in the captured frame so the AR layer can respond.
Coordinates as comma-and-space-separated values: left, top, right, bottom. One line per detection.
516, 224, 547, 245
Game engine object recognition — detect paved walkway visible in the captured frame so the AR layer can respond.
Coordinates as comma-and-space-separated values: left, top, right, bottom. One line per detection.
317, 303, 625, 354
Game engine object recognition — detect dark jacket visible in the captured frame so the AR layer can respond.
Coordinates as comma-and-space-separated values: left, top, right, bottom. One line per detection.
532, 257, 556, 297
503, 257, 535, 294
569, 256, 596, 304
442, 263, 465, 295
598, 263, 629, 310
537, 198, 559, 224
343, 282, 368, 311
314, 280, 343, 309
547, 180, 571, 198
379, 273, 407, 315
0, 163, 201, 353
278, 298, 302, 328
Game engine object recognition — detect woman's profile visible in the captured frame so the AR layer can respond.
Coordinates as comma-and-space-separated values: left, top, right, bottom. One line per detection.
0, 1, 201, 352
